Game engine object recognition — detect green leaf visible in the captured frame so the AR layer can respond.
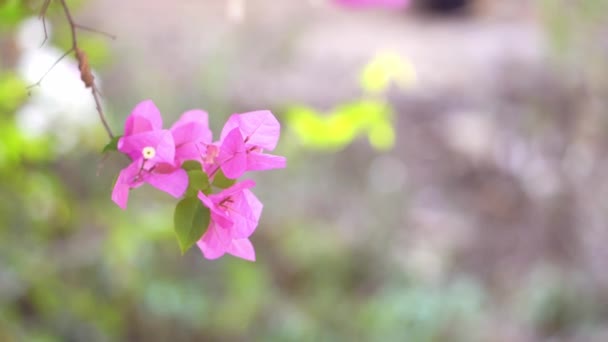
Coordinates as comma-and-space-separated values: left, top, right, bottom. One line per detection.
212, 169, 236, 189
182, 160, 202, 171
102, 135, 121, 153
185, 170, 210, 197
174, 197, 210, 254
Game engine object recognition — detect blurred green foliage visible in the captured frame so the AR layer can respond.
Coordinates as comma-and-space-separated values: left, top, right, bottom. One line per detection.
54, 26, 111, 67
287, 100, 394, 151
0, 0, 28, 31
0, 74, 52, 167
360, 52, 416, 94
0, 72, 27, 115
286, 53, 416, 152
540, 0, 608, 55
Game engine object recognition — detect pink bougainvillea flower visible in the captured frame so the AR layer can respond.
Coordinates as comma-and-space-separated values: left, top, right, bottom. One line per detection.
197, 222, 256, 261
111, 100, 188, 209
123, 99, 163, 136
333, 0, 409, 9
170, 109, 213, 165
216, 110, 286, 179
198, 179, 262, 238
196, 179, 263, 260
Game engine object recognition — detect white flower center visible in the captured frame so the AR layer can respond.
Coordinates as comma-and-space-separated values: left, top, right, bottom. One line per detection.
142, 146, 156, 159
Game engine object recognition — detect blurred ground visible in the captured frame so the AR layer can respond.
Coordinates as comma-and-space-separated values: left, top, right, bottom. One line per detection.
85, 0, 542, 108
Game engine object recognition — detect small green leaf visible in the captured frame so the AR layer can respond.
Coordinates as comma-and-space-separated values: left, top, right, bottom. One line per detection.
174, 197, 210, 254
182, 160, 202, 171
185, 170, 210, 197
102, 135, 122, 153
212, 169, 236, 189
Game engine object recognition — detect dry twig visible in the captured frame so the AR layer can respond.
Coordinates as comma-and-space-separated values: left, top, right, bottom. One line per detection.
30, 0, 115, 139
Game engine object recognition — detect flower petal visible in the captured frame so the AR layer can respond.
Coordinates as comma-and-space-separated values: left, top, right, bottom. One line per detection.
247, 153, 287, 172
227, 238, 256, 261
212, 179, 256, 199
174, 141, 204, 165
220, 110, 281, 150
244, 189, 263, 223
124, 100, 163, 136
172, 112, 213, 163
219, 114, 239, 142
227, 188, 262, 239
111, 174, 130, 210
198, 191, 233, 229
171, 109, 212, 147
220, 153, 247, 179
218, 128, 247, 179
171, 109, 210, 133
146, 167, 188, 198
111, 160, 144, 209
118, 130, 176, 164
197, 222, 230, 260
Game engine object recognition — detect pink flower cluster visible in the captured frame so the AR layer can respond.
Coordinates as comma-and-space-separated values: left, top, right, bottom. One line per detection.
111, 100, 286, 261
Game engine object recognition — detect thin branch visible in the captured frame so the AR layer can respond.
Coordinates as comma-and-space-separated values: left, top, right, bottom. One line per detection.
26, 48, 73, 88
92, 85, 112, 137
39, 0, 51, 47
31, 0, 115, 139
58, 0, 78, 44
73, 24, 117, 40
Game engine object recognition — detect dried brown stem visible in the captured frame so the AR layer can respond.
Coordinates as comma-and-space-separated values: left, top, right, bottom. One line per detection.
32, 0, 115, 139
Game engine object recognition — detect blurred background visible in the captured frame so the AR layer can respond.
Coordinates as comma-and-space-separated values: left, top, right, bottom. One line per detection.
1, 0, 608, 341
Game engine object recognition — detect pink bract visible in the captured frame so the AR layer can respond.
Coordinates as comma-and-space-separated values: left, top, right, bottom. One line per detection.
111, 100, 189, 209
112, 100, 283, 262
124, 99, 163, 136
197, 222, 256, 261
111, 158, 188, 209
196, 180, 263, 261
220, 110, 281, 150
198, 180, 262, 238
216, 111, 286, 179
170, 109, 213, 165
